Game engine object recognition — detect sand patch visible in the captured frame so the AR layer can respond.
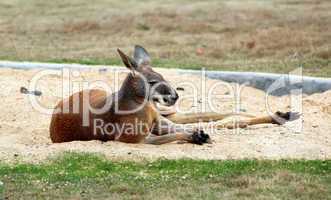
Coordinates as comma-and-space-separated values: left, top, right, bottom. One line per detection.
0, 68, 330, 163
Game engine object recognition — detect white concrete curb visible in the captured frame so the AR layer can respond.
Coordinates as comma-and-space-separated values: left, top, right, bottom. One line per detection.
0, 60, 330, 96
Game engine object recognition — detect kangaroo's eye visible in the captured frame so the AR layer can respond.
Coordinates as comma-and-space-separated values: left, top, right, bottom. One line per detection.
148, 80, 158, 85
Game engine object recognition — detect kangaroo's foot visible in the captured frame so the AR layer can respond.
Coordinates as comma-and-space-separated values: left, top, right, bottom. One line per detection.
272, 111, 301, 125
190, 130, 211, 145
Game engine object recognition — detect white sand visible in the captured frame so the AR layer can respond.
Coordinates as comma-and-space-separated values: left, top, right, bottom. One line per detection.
0, 68, 330, 163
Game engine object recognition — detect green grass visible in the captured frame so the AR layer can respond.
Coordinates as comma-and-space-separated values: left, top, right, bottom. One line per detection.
0, 152, 330, 199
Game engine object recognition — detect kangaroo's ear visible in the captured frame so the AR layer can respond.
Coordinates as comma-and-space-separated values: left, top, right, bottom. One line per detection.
134, 45, 151, 66
117, 49, 138, 73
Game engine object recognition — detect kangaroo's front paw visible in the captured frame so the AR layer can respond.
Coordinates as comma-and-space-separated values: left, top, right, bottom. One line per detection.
273, 111, 301, 125
191, 130, 211, 145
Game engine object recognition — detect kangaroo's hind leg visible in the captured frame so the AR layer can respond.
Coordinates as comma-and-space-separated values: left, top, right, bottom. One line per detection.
216, 111, 301, 129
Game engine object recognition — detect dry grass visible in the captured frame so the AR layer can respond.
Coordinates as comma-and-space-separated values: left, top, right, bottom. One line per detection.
0, 0, 330, 76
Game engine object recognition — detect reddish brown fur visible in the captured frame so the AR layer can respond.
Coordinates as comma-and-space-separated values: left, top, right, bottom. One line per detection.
50, 89, 159, 143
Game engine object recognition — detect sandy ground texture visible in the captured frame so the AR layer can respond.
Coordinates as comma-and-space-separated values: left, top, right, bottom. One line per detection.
0, 67, 330, 163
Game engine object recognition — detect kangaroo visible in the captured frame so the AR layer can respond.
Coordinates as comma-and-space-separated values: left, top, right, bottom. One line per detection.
50, 45, 299, 145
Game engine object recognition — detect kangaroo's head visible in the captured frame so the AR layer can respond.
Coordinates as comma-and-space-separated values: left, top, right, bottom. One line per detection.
117, 45, 178, 106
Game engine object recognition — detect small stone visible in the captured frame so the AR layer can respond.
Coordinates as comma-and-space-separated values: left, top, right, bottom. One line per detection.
196, 48, 204, 56
176, 87, 185, 91
99, 68, 108, 73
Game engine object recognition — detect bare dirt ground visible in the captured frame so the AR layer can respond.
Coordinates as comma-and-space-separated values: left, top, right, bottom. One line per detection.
0, 67, 330, 163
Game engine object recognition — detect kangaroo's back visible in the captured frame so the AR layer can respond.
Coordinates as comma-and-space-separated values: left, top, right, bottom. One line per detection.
50, 89, 110, 143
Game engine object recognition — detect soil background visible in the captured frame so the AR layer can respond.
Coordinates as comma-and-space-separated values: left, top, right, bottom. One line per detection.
0, 68, 330, 163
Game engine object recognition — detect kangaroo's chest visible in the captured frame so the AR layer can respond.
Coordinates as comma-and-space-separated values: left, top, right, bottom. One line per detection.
105, 103, 159, 143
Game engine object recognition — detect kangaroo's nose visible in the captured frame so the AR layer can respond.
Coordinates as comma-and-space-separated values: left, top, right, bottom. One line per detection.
171, 92, 179, 101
